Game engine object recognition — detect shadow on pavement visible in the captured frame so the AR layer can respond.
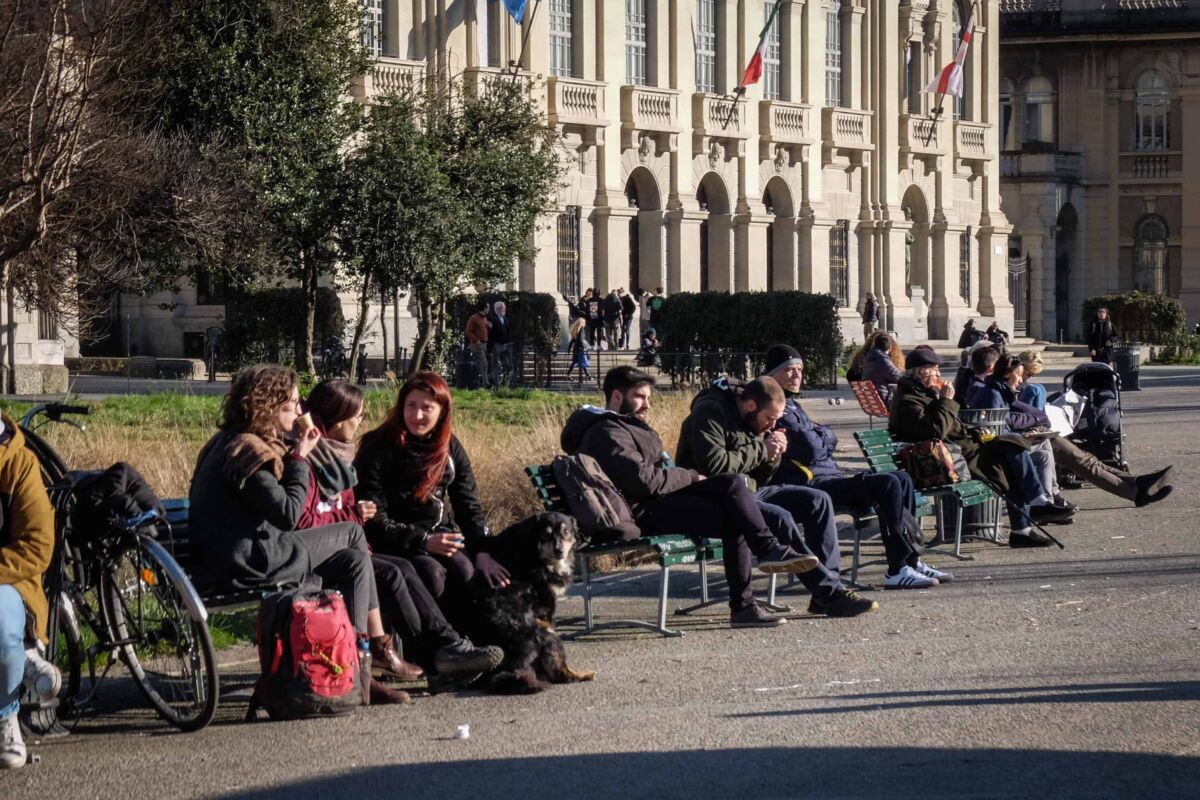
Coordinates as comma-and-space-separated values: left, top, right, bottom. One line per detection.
727, 679, 1200, 719
210, 745, 1200, 800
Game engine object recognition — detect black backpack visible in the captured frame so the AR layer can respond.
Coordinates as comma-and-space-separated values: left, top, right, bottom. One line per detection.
551, 454, 641, 543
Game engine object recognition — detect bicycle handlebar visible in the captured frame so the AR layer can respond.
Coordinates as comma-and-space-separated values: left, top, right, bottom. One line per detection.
20, 402, 92, 430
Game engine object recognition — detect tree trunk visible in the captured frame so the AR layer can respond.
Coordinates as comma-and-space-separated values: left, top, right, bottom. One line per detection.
409, 291, 434, 375
378, 284, 389, 373
347, 273, 372, 384
297, 251, 317, 374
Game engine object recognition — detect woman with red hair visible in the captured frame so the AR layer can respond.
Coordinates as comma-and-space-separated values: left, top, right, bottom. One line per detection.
354, 372, 509, 627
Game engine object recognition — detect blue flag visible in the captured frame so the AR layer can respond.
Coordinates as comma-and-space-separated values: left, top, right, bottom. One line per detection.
502, 0, 528, 23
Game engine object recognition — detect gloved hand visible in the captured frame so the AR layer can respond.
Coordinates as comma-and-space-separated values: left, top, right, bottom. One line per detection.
474, 552, 511, 589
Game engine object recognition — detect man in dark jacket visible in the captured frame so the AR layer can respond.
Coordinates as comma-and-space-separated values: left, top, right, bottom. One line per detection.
561, 366, 820, 628
582, 289, 603, 349
601, 289, 623, 351
888, 346, 1070, 547
1087, 307, 1119, 365
861, 293, 879, 341
675, 375, 879, 615
487, 301, 512, 389
762, 344, 949, 590
619, 288, 637, 349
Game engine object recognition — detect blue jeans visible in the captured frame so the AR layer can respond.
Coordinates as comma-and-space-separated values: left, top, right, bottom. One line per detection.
0, 585, 26, 718
1002, 450, 1047, 528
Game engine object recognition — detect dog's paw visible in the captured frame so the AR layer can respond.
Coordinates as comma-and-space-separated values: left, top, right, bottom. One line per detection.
536, 618, 556, 632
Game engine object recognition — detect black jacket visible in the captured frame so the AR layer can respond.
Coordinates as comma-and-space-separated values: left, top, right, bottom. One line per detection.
621, 294, 636, 319
602, 293, 623, 322
1088, 319, 1119, 352
354, 433, 489, 556
561, 406, 698, 513
488, 313, 511, 346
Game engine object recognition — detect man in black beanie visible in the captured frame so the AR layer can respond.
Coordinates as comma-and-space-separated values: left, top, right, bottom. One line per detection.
763, 344, 951, 590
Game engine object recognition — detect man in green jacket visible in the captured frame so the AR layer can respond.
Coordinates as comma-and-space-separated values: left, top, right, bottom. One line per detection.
677, 377, 878, 617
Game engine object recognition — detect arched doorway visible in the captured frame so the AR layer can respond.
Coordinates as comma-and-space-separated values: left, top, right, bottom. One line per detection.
623, 167, 662, 294
697, 173, 732, 292
762, 177, 795, 291
1055, 203, 1078, 341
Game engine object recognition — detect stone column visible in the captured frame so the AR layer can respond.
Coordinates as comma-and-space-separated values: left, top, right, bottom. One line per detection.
772, 217, 799, 289
638, 209, 666, 292
928, 220, 950, 339
809, 220, 832, 294
844, 3, 865, 109
678, 212, 705, 292
708, 214, 735, 292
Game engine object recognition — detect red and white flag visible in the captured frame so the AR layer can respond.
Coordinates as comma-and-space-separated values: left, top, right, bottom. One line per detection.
923, 11, 974, 97
739, 0, 785, 90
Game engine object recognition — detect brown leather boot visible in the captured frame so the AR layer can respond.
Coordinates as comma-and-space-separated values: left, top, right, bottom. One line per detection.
369, 677, 411, 705
370, 634, 425, 681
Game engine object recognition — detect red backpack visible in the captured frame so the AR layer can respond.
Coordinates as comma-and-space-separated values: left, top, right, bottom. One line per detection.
247, 584, 363, 721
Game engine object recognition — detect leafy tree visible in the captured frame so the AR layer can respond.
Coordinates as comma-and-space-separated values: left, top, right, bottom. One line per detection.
149, 0, 368, 372
339, 76, 562, 372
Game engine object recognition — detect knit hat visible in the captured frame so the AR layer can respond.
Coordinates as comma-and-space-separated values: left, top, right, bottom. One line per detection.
764, 343, 804, 375
904, 345, 941, 370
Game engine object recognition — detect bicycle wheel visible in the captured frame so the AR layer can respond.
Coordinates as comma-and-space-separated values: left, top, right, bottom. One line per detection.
19, 589, 84, 737
100, 537, 219, 732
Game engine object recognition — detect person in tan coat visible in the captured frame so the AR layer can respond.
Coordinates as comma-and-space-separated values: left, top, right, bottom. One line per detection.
0, 414, 59, 768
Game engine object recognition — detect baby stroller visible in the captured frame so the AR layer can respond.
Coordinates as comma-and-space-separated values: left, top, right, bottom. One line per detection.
1048, 362, 1128, 472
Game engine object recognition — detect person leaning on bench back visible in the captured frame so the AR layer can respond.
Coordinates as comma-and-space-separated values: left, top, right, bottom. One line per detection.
673, 372, 880, 616
560, 366, 820, 629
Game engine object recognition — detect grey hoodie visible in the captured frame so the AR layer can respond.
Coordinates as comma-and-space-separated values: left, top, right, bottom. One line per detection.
561, 405, 698, 510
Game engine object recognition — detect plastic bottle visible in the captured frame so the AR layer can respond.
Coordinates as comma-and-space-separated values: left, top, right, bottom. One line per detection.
358, 638, 372, 706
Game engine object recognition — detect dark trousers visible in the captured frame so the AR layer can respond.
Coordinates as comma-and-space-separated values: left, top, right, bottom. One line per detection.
970, 442, 1044, 529
638, 474, 781, 611
372, 554, 460, 666
754, 484, 842, 597
410, 549, 476, 629
586, 319, 603, 348
296, 521, 378, 633
808, 472, 918, 573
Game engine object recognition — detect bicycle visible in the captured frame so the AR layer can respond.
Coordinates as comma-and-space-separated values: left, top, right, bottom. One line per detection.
18, 403, 219, 734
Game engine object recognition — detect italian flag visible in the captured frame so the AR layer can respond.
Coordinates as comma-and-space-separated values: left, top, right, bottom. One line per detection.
739, 0, 785, 90
923, 10, 974, 97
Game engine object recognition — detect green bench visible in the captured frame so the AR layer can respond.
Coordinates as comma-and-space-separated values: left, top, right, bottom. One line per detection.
853, 429, 1001, 559
525, 465, 727, 637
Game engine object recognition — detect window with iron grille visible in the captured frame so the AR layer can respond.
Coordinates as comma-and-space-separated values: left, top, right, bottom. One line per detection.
695, 0, 717, 94
1133, 215, 1168, 295
763, 1, 782, 101
825, 8, 842, 107
550, 0, 575, 78
959, 227, 972, 302
557, 207, 582, 299
37, 309, 57, 341
626, 0, 649, 86
360, 0, 383, 58
829, 219, 850, 307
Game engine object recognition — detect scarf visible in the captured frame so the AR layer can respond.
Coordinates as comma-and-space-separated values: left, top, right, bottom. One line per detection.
308, 437, 358, 501
197, 431, 289, 489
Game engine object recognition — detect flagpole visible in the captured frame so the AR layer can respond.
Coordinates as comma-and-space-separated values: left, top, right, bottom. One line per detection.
508, 0, 544, 78
725, 0, 786, 130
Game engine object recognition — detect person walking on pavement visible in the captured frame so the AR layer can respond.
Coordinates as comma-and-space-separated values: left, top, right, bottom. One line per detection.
488, 301, 513, 389
862, 293, 879, 341
1088, 307, 1119, 366
602, 289, 623, 351
465, 303, 491, 389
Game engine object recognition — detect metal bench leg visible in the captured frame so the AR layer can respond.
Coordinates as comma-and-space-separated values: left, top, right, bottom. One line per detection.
580, 553, 594, 632
852, 519, 862, 584
954, 502, 965, 557
657, 565, 676, 635
699, 555, 709, 605
767, 573, 777, 606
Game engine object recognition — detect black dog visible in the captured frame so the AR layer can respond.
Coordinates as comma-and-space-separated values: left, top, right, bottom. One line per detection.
465, 512, 595, 694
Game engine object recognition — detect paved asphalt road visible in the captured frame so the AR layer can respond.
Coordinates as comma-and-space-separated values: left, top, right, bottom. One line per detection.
3, 367, 1199, 799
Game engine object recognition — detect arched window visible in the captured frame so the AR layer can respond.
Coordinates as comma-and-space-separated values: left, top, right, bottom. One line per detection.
1133, 215, 1168, 295
1134, 71, 1170, 151
999, 78, 1016, 151
1022, 76, 1054, 145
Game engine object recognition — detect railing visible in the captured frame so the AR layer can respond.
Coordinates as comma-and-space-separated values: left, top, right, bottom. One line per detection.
1118, 150, 1180, 179
821, 107, 873, 150
352, 57, 426, 100
954, 121, 991, 160
548, 77, 607, 128
759, 100, 812, 144
1000, 151, 1083, 181
464, 66, 530, 100
900, 114, 944, 155
620, 85, 680, 134
692, 93, 746, 138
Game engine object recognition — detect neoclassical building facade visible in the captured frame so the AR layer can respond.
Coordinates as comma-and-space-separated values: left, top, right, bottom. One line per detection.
124, 0, 1010, 359
999, 1, 1200, 341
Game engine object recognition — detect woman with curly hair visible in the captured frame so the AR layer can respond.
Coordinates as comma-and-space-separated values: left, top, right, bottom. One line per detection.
299, 379, 502, 678
355, 372, 508, 627
189, 365, 408, 704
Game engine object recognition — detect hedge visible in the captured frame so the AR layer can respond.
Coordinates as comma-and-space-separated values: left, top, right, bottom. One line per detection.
1081, 291, 1185, 345
223, 286, 346, 369
654, 291, 843, 388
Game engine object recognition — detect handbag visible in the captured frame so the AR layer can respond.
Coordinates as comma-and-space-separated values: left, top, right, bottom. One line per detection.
898, 440, 963, 489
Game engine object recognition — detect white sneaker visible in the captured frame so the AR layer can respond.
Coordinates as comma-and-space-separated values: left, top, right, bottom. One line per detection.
883, 564, 939, 590
914, 560, 955, 583
24, 645, 61, 702
0, 714, 26, 769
